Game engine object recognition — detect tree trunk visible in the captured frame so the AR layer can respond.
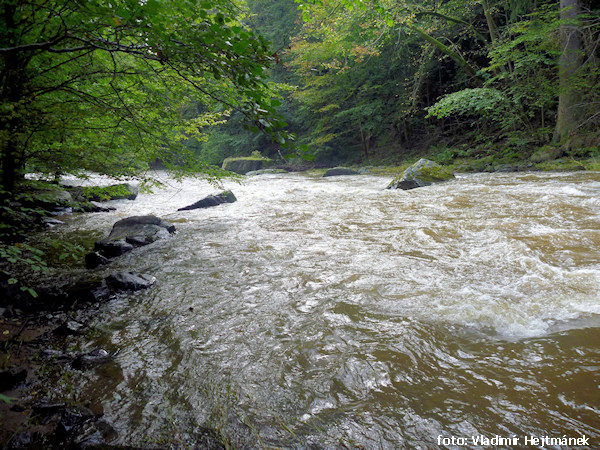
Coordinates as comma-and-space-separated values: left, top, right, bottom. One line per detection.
481, 0, 499, 44
1, 4, 25, 194
554, 0, 584, 143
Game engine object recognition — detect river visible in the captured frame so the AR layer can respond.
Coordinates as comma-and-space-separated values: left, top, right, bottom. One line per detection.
54, 171, 600, 448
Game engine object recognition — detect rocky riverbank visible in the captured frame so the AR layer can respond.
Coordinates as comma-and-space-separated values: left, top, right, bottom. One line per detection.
0, 182, 240, 449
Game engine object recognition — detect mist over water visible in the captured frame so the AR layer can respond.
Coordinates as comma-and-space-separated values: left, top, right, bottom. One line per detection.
57, 171, 600, 447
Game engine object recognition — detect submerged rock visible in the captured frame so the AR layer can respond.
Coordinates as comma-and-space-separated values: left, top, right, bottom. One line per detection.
387, 158, 454, 190
72, 349, 112, 369
57, 405, 96, 434
106, 272, 156, 291
178, 190, 237, 211
323, 167, 360, 177
74, 419, 118, 448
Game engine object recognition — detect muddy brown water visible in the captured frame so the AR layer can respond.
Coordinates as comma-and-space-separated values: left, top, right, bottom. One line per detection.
51, 171, 600, 448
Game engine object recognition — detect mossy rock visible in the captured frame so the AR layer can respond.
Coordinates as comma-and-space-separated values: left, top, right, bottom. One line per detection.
31, 189, 73, 206
530, 146, 563, 164
222, 156, 273, 175
534, 158, 586, 171
388, 158, 454, 190
74, 183, 139, 202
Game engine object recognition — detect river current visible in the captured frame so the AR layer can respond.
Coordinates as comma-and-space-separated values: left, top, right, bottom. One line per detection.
55, 171, 600, 448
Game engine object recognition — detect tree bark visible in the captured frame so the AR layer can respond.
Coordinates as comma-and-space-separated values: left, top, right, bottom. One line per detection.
554, 0, 584, 143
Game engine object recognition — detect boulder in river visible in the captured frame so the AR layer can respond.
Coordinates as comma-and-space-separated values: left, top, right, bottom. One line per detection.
323, 167, 360, 177
178, 190, 237, 211
72, 349, 112, 369
105, 271, 156, 291
222, 156, 273, 174
92, 215, 175, 259
84, 251, 110, 269
387, 158, 454, 190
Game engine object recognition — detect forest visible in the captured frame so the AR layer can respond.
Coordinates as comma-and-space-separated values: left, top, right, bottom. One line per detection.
199, 0, 600, 168
1, 0, 599, 194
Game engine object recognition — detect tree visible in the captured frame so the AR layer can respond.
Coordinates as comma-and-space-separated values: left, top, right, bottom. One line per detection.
555, 0, 583, 142
0, 0, 291, 194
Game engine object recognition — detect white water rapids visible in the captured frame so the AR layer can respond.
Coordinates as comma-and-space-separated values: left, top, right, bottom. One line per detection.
52, 171, 600, 447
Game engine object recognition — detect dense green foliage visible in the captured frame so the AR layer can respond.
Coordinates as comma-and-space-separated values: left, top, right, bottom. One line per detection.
0, 0, 294, 194
3, 0, 598, 179
283, 0, 599, 163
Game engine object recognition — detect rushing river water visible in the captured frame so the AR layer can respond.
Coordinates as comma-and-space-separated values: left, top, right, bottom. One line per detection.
54, 171, 600, 448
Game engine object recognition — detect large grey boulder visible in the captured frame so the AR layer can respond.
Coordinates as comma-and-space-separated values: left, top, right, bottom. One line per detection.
178, 190, 236, 211
92, 215, 175, 259
323, 167, 360, 177
387, 159, 454, 190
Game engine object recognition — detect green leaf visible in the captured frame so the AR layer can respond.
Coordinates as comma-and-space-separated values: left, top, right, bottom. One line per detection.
0, 394, 17, 404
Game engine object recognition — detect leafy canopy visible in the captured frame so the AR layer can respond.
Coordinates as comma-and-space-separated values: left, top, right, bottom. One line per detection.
0, 0, 293, 189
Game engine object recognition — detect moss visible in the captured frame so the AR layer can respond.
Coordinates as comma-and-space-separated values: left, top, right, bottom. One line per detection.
222, 156, 274, 174
534, 158, 586, 171
417, 165, 455, 182
77, 184, 136, 201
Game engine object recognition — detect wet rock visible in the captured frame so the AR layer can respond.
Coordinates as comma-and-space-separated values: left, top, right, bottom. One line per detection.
323, 167, 360, 177
93, 215, 175, 260
7, 431, 32, 449
106, 272, 156, 291
72, 349, 112, 369
0, 367, 27, 391
388, 158, 454, 190
49, 206, 73, 216
78, 201, 116, 213
74, 419, 118, 448
42, 217, 65, 228
32, 400, 67, 420
32, 189, 73, 208
53, 320, 85, 336
58, 405, 96, 435
85, 251, 110, 269
93, 239, 134, 258
178, 190, 237, 211
67, 278, 111, 304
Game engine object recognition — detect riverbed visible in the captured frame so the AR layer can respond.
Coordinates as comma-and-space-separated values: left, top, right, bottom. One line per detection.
53, 171, 600, 448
